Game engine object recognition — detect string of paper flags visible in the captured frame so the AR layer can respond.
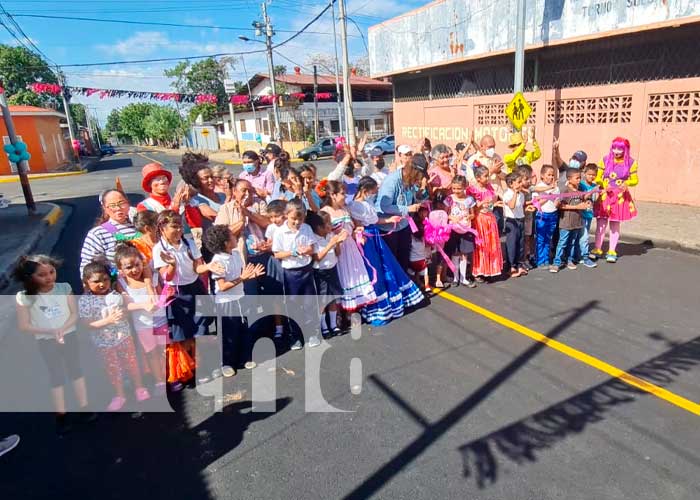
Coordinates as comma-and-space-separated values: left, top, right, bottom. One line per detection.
28, 82, 335, 106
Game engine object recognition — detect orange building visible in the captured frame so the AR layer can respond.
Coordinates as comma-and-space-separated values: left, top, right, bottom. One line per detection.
0, 105, 70, 175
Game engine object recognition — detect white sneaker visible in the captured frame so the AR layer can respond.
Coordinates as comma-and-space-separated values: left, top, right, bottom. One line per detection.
307, 335, 321, 348
221, 365, 236, 377
244, 361, 257, 370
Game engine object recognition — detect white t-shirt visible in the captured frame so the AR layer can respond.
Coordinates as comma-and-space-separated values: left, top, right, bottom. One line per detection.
410, 236, 430, 263
502, 188, 525, 219
16, 282, 75, 340
118, 274, 167, 330
532, 182, 560, 214
272, 222, 315, 269
265, 222, 283, 241
152, 235, 202, 286
312, 234, 338, 270
210, 251, 245, 303
371, 168, 389, 186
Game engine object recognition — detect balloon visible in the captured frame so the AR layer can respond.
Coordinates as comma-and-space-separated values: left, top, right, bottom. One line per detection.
14, 142, 27, 152
8, 153, 20, 163
19, 152, 31, 161
2, 144, 15, 154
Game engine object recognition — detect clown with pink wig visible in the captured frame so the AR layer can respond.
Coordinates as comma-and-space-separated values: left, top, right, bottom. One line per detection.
591, 137, 639, 263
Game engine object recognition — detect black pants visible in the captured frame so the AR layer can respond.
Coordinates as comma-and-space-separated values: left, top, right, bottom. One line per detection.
283, 264, 319, 341
37, 333, 83, 388
504, 218, 525, 271
381, 225, 412, 271
218, 300, 251, 368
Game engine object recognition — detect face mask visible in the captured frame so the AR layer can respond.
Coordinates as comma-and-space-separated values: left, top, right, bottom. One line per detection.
242, 163, 257, 174
485, 147, 496, 158
569, 159, 581, 170
366, 193, 377, 205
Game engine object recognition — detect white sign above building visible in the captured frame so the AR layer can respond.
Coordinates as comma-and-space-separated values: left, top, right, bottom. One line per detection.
368, 0, 700, 77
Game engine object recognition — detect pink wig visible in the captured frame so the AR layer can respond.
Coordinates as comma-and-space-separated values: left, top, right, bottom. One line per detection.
603, 137, 633, 179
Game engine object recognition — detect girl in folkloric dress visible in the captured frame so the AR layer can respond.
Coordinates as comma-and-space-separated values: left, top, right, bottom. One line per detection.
467, 165, 504, 281
320, 181, 377, 313
591, 137, 639, 263
350, 177, 425, 326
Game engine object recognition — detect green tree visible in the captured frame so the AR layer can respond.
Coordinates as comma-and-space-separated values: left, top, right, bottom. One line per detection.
0, 45, 58, 106
273, 65, 287, 76
104, 109, 121, 138
69, 103, 87, 128
164, 57, 228, 116
187, 102, 217, 123
144, 105, 184, 145
119, 102, 157, 143
7, 89, 44, 107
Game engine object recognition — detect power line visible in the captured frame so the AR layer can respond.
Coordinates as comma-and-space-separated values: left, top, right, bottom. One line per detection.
10, 13, 349, 35
347, 17, 368, 54
0, 2, 57, 65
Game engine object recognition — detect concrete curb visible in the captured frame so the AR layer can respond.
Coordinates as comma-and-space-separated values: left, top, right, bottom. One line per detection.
0, 203, 63, 291
0, 170, 86, 183
621, 233, 700, 256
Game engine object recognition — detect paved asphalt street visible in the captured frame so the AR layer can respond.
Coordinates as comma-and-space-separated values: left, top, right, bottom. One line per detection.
2, 148, 700, 499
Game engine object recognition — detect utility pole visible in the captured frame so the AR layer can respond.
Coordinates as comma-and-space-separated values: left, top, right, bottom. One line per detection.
261, 2, 282, 144
513, 0, 526, 96
88, 107, 102, 149
313, 65, 319, 141
330, 0, 345, 138
58, 72, 78, 161
337, 0, 355, 143
0, 85, 36, 214
228, 100, 240, 153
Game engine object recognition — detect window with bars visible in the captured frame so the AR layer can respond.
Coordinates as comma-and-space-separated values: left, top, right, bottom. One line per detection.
393, 25, 700, 103
477, 102, 537, 126
546, 96, 632, 124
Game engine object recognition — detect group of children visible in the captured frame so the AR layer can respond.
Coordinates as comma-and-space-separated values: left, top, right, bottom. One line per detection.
12, 136, 637, 433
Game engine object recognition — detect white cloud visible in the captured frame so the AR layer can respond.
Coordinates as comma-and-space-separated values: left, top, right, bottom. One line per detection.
95, 31, 171, 56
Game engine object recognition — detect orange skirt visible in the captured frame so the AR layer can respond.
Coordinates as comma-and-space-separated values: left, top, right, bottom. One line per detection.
472, 211, 503, 277
166, 343, 195, 383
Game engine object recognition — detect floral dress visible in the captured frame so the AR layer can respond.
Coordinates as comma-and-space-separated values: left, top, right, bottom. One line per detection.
593, 159, 638, 221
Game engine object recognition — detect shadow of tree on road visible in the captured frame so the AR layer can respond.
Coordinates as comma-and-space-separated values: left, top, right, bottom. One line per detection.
458, 334, 700, 488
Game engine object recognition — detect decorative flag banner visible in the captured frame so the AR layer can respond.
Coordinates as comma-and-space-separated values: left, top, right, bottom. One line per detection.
27, 82, 337, 106
29, 82, 62, 95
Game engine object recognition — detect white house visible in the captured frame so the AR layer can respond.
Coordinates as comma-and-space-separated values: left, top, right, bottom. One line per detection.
217, 72, 394, 148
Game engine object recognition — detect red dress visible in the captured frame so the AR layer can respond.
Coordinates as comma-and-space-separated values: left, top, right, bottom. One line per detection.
467, 184, 504, 277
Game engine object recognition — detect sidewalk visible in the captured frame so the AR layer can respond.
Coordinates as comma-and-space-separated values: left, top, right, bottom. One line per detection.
0, 155, 100, 183
620, 201, 700, 254
0, 203, 62, 290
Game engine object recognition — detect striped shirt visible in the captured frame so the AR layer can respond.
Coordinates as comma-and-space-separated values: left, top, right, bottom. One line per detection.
80, 220, 137, 274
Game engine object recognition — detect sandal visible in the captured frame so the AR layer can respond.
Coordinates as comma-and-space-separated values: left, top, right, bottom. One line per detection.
107, 396, 126, 412
135, 387, 151, 402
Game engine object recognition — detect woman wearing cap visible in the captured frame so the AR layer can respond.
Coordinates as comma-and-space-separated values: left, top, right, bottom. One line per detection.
375, 154, 427, 271
80, 189, 137, 275
590, 137, 639, 263
503, 126, 541, 173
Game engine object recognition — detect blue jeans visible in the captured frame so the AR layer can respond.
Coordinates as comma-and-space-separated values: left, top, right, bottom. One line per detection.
535, 212, 558, 266
554, 228, 582, 266
575, 217, 593, 262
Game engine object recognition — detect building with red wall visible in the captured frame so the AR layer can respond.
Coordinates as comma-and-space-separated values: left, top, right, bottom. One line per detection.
369, 2, 700, 206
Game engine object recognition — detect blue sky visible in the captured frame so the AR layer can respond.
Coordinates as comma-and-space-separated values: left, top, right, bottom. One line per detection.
1, 0, 424, 123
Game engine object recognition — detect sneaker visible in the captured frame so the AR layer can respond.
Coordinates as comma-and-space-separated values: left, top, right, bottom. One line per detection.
211, 368, 223, 379
0, 434, 20, 457
460, 278, 477, 288
321, 329, 331, 339
589, 248, 603, 260
107, 396, 127, 412
583, 258, 597, 268
307, 335, 321, 348
290, 339, 303, 351
549, 265, 559, 273
566, 262, 577, 270
606, 251, 618, 263
222, 365, 236, 377
435, 279, 445, 288
197, 374, 212, 384
331, 326, 343, 336
244, 361, 257, 370
169, 382, 184, 392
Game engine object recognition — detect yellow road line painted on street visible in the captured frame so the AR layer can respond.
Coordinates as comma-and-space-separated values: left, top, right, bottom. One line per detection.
434, 289, 700, 416
0, 169, 86, 183
42, 204, 63, 226
137, 152, 164, 165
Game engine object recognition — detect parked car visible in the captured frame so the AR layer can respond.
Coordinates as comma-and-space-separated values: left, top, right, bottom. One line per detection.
363, 135, 395, 155
100, 144, 116, 155
297, 137, 336, 161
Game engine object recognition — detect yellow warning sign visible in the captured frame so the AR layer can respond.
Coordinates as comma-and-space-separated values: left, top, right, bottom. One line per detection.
201, 128, 210, 136
505, 92, 532, 131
